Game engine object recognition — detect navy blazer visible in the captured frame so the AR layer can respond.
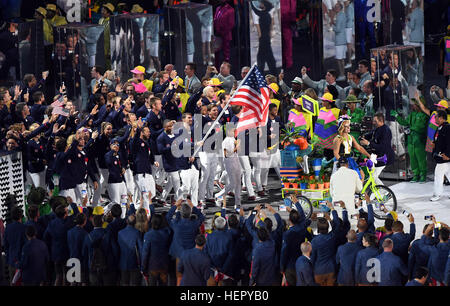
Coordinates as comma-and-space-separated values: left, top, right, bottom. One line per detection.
67, 225, 88, 262
205, 229, 233, 272
426, 242, 450, 282
27, 139, 46, 173
157, 131, 183, 172
130, 128, 155, 175
295, 255, 317, 286
354, 246, 379, 285
4, 221, 27, 268
104, 150, 125, 183
178, 247, 212, 286
19, 238, 49, 284
43, 216, 75, 263
336, 241, 363, 285
82, 227, 107, 270
310, 210, 341, 275
391, 223, 416, 265
30, 104, 47, 123
407, 235, 434, 279
376, 251, 408, 286
104, 217, 126, 271
166, 205, 205, 258
250, 239, 279, 286
24, 220, 44, 240
141, 227, 172, 272
144, 110, 166, 155
118, 225, 142, 271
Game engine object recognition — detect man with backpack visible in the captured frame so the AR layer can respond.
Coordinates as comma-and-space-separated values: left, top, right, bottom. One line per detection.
83, 211, 108, 286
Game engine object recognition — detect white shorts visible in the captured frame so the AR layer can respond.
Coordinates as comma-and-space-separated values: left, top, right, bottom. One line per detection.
345, 27, 353, 44
335, 44, 347, 60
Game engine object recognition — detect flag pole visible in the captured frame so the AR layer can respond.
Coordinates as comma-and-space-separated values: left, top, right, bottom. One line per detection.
193, 63, 258, 157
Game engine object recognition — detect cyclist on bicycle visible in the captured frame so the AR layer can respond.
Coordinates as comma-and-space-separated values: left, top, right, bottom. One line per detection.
333, 117, 371, 180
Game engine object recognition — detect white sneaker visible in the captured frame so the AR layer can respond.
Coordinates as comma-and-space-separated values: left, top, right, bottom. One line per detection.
430, 195, 441, 202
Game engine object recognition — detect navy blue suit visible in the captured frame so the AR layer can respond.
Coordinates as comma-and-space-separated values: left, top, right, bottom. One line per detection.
4, 221, 27, 268
157, 131, 183, 172
178, 247, 212, 286
336, 241, 363, 285
144, 110, 165, 155
295, 255, 317, 286
43, 216, 75, 263
405, 279, 424, 286
19, 238, 49, 285
118, 225, 142, 271
354, 246, 379, 285
204, 229, 233, 272
82, 227, 107, 270
391, 224, 416, 265
30, 104, 47, 123
67, 225, 88, 262
376, 251, 408, 286
166, 205, 205, 258
130, 128, 155, 175
426, 242, 450, 283
141, 227, 172, 272
24, 220, 44, 240
250, 239, 279, 286
408, 235, 434, 280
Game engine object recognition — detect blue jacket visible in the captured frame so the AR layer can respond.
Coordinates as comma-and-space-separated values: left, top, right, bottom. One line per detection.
135, 104, 150, 119
30, 104, 47, 123
336, 241, 363, 285
408, 235, 434, 280
161, 88, 181, 121
311, 210, 341, 275
141, 227, 172, 272
205, 229, 233, 272
376, 251, 408, 286
24, 219, 44, 240
391, 224, 416, 265
250, 239, 279, 286
19, 238, 49, 284
117, 225, 142, 271
130, 128, 155, 175
43, 216, 75, 263
356, 204, 375, 247
354, 246, 379, 285
178, 247, 212, 286
333, 10, 347, 46
157, 131, 183, 172
58, 139, 89, 190
166, 205, 205, 258
104, 217, 126, 271
426, 242, 450, 282
445, 252, 450, 286
280, 201, 312, 272
82, 227, 107, 270
295, 255, 317, 286
104, 150, 124, 183
4, 221, 27, 268
67, 225, 88, 263
405, 279, 423, 286
144, 110, 166, 155
407, 7, 424, 43
27, 139, 46, 173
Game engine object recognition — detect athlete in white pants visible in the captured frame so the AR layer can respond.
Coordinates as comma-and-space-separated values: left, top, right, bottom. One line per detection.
239, 155, 256, 199
221, 130, 242, 209
134, 173, 156, 212
199, 151, 218, 202
29, 170, 46, 189
180, 163, 200, 206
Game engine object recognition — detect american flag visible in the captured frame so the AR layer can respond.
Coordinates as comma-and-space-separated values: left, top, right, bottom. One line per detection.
229, 66, 270, 133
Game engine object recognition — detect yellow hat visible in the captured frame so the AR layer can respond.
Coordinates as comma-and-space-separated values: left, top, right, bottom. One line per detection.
268, 82, 279, 94
210, 78, 223, 86
46, 4, 57, 12
214, 212, 222, 217
216, 89, 225, 96
130, 65, 145, 74
103, 3, 115, 13
435, 99, 448, 109
388, 211, 398, 221
131, 4, 144, 13
176, 77, 184, 88
35, 7, 47, 17
320, 92, 335, 103
93, 206, 104, 215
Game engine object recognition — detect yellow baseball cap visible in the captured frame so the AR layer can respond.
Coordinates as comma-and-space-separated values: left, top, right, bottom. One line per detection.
35, 7, 47, 17
130, 66, 145, 74
435, 99, 448, 109
210, 78, 223, 86
46, 4, 57, 11
103, 3, 115, 13
388, 211, 398, 221
268, 82, 279, 94
93, 206, 104, 215
320, 92, 335, 103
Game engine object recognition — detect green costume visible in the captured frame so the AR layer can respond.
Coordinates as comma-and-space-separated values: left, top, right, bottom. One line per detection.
348, 107, 364, 140
99, 16, 111, 70
391, 109, 429, 182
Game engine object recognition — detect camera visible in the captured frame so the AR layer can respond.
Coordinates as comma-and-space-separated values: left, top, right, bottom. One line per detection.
404, 128, 411, 135
424, 215, 433, 221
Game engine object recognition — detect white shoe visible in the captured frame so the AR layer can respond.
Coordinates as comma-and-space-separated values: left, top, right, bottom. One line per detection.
430, 195, 441, 202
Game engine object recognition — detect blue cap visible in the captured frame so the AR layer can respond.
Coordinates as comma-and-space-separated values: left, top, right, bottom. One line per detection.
110, 138, 120, 145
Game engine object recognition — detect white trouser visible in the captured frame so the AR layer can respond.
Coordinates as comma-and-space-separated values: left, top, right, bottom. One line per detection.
180, 165, 200, 206
99, 167, 109, 196
261, 149, 281, 186
250, 154, 263, 192
107, 181, 128, 218
434, 163, 450, 197
59, 182, 86, 205
152, 155, 166, 186
29, 170, 46, 189
87, 176, 98, 207
224, 156, 242, 207
199, 152, 218, 200
162, 171, 183, 201
59, 188, 77, 204
215, 156, 225, 182
134, 173, 156, 212
124, 168, 139, 202
373, 166, 385, 185
239, 156, 255, 197
91, 172, 102, 206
